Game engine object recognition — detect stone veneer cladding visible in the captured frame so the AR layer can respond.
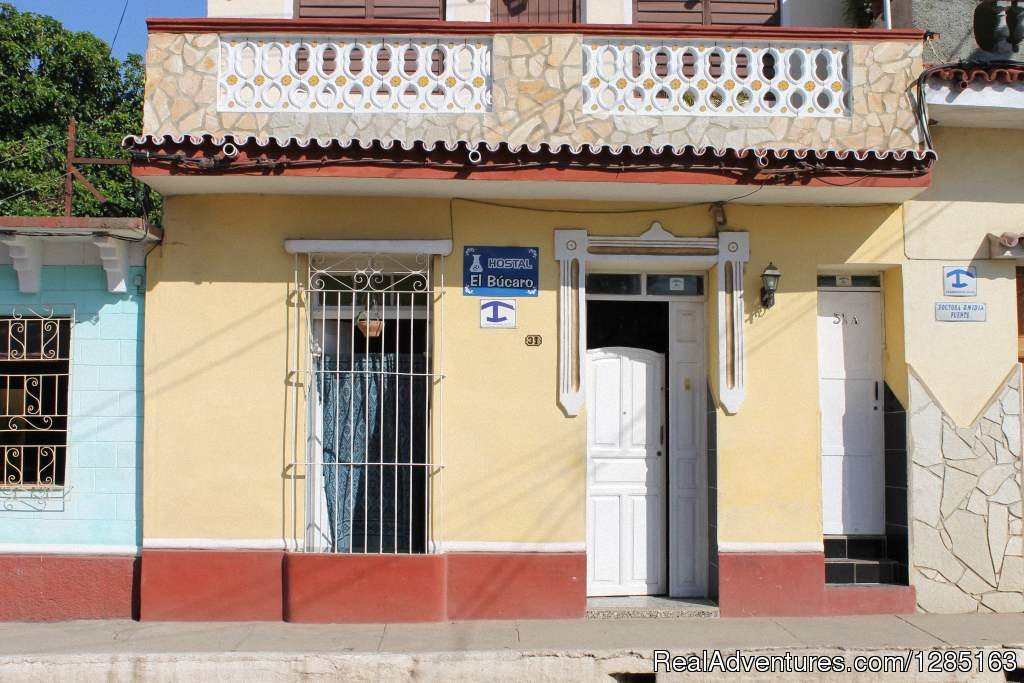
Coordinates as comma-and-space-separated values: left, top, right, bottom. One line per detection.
143, 32, 924, 153
909, 368, 1024, 613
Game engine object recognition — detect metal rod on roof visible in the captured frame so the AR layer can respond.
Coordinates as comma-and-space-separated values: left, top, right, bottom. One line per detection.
63, 118, 76, 217
883, 0, 893, 29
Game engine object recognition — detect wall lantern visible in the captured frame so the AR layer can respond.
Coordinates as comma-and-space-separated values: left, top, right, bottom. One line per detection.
760, 262, 781, 309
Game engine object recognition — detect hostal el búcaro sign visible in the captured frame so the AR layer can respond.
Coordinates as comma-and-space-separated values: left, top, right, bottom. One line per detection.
464, 246, 539, 297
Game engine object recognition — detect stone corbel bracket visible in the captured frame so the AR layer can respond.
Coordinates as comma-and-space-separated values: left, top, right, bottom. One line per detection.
0, 236, 42, 294
554, 223, 749, 416
93, 236, 129, 293
0, 234, 136, 294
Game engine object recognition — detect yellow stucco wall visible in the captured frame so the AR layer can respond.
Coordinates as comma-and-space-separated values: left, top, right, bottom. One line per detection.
145, 195, 924, 548
904, 127, 1022, 426
884, 266, 908, 408
712, 205, 904, 544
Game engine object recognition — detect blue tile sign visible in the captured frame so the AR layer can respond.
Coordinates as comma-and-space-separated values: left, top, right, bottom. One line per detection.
463, 246, 539, 297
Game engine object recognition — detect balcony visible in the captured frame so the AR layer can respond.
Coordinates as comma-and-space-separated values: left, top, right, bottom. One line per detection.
145, 18, 927, 146
136, 19, 932, 203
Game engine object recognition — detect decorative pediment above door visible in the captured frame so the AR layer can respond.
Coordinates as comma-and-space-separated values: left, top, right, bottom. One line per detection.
554, 223, 749, 417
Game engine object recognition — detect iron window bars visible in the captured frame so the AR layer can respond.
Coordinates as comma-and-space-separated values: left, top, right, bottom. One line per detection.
0, 309, 72, 490
301, 253, 439, 554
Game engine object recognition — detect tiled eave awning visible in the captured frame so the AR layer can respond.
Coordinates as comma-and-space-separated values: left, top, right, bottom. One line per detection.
929, 64, 1024, 90
124, 134, 935, 186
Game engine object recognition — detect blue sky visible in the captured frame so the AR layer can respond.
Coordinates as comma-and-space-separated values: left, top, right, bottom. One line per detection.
11, 0, 207, 59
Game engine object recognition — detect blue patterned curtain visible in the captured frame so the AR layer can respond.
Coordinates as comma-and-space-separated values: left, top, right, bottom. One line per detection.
318, 353, 427, 553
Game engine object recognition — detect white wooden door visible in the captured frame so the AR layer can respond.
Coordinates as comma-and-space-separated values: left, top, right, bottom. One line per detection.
817, 290, 884, 535
668, 302, 706, 597
586, 347, 666, 596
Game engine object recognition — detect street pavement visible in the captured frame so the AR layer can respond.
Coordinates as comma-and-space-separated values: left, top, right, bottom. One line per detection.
0, 613, 1021, 681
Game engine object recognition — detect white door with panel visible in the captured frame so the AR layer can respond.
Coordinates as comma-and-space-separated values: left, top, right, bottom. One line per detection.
817, 290, 885, 536
586, 347, 666, 596
668, 301, 706, 597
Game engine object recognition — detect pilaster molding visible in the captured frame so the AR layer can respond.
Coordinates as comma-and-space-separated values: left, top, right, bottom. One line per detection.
717, 232, 749, 414
553, 223, 749, 417
93, 236, 129, 293
0, 236, 42, 294
555, 229, 588, 417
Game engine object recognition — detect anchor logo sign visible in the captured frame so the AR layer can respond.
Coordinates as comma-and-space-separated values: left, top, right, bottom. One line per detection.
480, 299, 517, 329
943, 266, 977, 297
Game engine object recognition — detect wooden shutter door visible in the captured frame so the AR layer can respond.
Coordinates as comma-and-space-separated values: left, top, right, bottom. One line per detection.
491, 0, 578, 23
706, 0, 780, 25
633, 0, 779, 25
633, 0, 704, 25
295, 0, 444, 19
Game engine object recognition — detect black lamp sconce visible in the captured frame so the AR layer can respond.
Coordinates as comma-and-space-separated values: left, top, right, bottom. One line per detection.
760, 262, 781, 309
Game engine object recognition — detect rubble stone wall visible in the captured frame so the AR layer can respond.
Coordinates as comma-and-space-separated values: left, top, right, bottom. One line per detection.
909, 368, 1024, 613
143, 32, 924, 152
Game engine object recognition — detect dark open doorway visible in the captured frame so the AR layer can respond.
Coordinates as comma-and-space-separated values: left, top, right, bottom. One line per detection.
587, 300, 668, 353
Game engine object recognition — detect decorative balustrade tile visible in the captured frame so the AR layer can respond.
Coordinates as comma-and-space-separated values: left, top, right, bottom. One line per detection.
219, 36, 492, 114
581, 40, 851, 117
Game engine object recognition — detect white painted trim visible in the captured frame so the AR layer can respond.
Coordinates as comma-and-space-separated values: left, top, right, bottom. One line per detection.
93, 236, 129, 293
926, 81, 1024, 129
717, 232, 749, 414
0, 236, 41, 294
285, 239, 453, 255
554, 223, 726, 417
718, 541, 824, 553
0, 543, 139, 555
143, 538, 286, 550
433, 541, 585, 553
142, 174, 930, 205
555, 229, 588, 416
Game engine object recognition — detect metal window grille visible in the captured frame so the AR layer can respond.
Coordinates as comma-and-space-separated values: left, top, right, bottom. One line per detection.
0, 309, 72, 490
300, 253, 440, 554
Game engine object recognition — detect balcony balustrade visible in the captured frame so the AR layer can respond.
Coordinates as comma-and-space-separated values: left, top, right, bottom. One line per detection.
144, 20, 925, 154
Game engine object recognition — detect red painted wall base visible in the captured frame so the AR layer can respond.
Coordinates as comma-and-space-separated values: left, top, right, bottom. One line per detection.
0, 555, 136, 621
447, 552, 586, 620
140, 549, 284, 621
0, 550, 917, 622
718, 552, 915, 617
285, 553, 446, 623
139, 550, 586, 622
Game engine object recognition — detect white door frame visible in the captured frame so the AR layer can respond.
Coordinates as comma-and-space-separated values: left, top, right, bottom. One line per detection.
586, 286, 707, 597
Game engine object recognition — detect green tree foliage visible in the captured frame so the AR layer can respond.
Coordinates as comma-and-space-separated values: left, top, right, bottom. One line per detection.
0, 3, 157, 221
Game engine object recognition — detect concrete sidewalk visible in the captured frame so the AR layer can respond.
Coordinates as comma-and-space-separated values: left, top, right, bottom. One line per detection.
0, 613, 1021, 681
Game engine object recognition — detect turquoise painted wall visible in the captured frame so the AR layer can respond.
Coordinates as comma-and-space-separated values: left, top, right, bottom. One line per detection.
0, 265, 143, 550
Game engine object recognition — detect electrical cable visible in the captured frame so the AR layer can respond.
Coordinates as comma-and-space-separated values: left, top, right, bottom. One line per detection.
128, 150, 930, 179
0, 139, 64, 168
109, 0, 131, 58
0, 171, 73, 207
914, 58, 1024, 151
